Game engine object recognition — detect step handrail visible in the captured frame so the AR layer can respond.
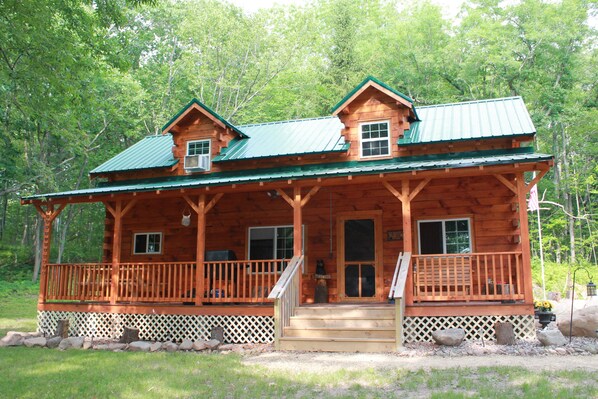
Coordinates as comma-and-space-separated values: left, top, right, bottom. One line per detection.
268, 255, 303, 300
389, 252, 411, 299
389, 252, 411, 350
268, 255, 304, 350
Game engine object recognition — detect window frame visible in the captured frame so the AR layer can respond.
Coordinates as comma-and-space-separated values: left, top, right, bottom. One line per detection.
133, 232, 163, 255
247, 225, 305, 273
185, 139, 211, 171
416, 218, 472, 255
359, 120, 391, 159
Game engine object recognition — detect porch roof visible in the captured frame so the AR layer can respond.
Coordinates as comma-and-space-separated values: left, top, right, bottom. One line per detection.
23, 148, 552, 201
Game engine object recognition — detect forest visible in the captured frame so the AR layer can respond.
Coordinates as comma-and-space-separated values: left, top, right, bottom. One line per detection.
0, 0, 596, 295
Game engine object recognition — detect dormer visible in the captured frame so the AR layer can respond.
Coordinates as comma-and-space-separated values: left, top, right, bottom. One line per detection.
161, 99, 247, 175
331, 77, 419, 160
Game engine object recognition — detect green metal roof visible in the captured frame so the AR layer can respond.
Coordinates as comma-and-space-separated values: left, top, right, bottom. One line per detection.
330, 76, 419, 120
90, 134, 177, 175
25, 148, 552, 201
161, 98, 247, 138
214, 117, 349, 162
399, 97, 535, 145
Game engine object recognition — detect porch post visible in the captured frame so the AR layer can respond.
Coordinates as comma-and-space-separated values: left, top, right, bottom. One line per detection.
195, 194, 206, 306
110, 200, 123, 305
293, 187, 303, 301
34, 203, 66, 303
516, 173, 534, 305
401, 180, 414, 306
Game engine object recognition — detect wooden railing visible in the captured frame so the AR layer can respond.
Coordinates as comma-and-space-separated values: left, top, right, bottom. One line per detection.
203, 259, 288, 303
42, 259, 289, 304
46, 263, 112, 301
118, 262, 196, 302
412, 252, 524, 302
389, 252, 411, 349
268, 255, 304, 350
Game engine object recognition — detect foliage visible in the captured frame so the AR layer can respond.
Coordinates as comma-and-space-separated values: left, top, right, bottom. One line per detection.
0, 0, 595, 292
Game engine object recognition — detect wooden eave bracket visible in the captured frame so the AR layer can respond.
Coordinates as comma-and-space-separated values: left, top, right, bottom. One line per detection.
103, 199, 138, 219
33, 203, 67, 222
525, 169, 548, 195
494, 174, 517, 195
383, 179, 430, 203
276, 186, 321, 209
183, 193, 223, 215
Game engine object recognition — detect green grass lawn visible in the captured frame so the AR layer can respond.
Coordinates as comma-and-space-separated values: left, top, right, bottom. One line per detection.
0, 280, 38, 337
0, 347, 596, 399
0, 283, 597, 398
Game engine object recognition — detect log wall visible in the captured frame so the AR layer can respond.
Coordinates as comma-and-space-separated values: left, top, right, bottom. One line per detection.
102, 174, 521, 303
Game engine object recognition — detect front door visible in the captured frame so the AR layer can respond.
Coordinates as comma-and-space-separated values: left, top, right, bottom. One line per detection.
337, 211, 382, 301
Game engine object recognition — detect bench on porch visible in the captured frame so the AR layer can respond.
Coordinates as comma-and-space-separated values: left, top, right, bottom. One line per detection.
414, 256, 472, 300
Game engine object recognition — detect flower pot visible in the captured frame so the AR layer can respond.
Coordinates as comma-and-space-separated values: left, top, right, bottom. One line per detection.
536, 311, 554, 329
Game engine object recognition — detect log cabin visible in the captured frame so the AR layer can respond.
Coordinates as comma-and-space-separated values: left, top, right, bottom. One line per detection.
22, 77, 552, 352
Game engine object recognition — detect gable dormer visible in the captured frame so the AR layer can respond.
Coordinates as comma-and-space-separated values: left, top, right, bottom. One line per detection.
161, 99, 247, 175
331, 77, 419, 160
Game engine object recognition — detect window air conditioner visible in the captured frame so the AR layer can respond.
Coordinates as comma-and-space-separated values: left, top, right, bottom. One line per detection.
184, 154, 210, 171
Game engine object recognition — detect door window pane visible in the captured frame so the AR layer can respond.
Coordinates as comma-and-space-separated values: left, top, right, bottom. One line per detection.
344, 219, 375, 261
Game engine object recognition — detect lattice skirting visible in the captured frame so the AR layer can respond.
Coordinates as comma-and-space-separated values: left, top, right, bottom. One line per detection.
403, 315, 536, 343
38, 311, 274, 344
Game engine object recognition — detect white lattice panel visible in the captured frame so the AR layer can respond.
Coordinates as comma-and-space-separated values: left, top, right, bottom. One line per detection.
402, 315, 535, 343
38, 311, 274, 343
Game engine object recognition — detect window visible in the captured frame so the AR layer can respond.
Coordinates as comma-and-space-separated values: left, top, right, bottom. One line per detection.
417, 219, 471, 255
133, 232, 162, 254
185, 139, 211, 171
248, 225, 305, 272
360, 121, 390, 158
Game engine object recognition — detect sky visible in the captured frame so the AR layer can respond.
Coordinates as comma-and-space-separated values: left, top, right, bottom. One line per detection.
228, 0, 463, 19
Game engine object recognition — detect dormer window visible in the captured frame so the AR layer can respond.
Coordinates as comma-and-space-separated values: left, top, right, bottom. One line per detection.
185, 139, 211, 172
360, 121, 390, 158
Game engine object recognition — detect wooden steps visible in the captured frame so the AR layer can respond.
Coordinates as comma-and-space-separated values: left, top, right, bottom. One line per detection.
279, 305, 397, 352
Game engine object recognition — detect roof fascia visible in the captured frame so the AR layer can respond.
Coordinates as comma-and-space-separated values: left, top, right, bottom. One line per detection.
161, 99, 247, 138
331, 77, 415, 117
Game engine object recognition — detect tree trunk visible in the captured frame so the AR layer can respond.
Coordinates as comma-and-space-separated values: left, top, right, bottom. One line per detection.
55, 319, 70, 338
120, 327, 139, 343
494, 322, 515, 345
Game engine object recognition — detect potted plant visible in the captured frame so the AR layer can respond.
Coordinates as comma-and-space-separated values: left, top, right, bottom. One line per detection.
534, 299, 555, 329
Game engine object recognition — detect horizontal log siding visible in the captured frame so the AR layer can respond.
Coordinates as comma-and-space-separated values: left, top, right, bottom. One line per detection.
102, 173, 520, 304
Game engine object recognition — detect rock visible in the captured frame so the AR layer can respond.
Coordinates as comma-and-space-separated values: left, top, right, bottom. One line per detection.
557, 306, 598, 338
179, 339, 193, 351
93, 344, 109, 351
537, 329, 567, 346
0, 332, 26, 347
24, 337, 47, 348
163, 342, 178, 352
192, 340, 208, 351
218, 344, 235, 351
58, 337, 84, 350
83, 341, 93, 350
107, 343, 127, 351
150, 342, 162, 352
46, 336, 62, 349
129, 341, 152, 352
431, 328, 465, 346
204, 339, 221, 350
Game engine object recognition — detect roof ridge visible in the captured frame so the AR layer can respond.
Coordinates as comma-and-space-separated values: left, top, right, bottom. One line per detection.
416, 96, 523, 109
238, 115, 336, 128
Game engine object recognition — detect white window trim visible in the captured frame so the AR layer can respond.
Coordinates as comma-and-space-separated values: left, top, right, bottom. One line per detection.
416, 218, 472, 254
359, 120, 391, 159
133, 232, 163, 255
185, 139, 211, 171
247, 225, 305, 274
